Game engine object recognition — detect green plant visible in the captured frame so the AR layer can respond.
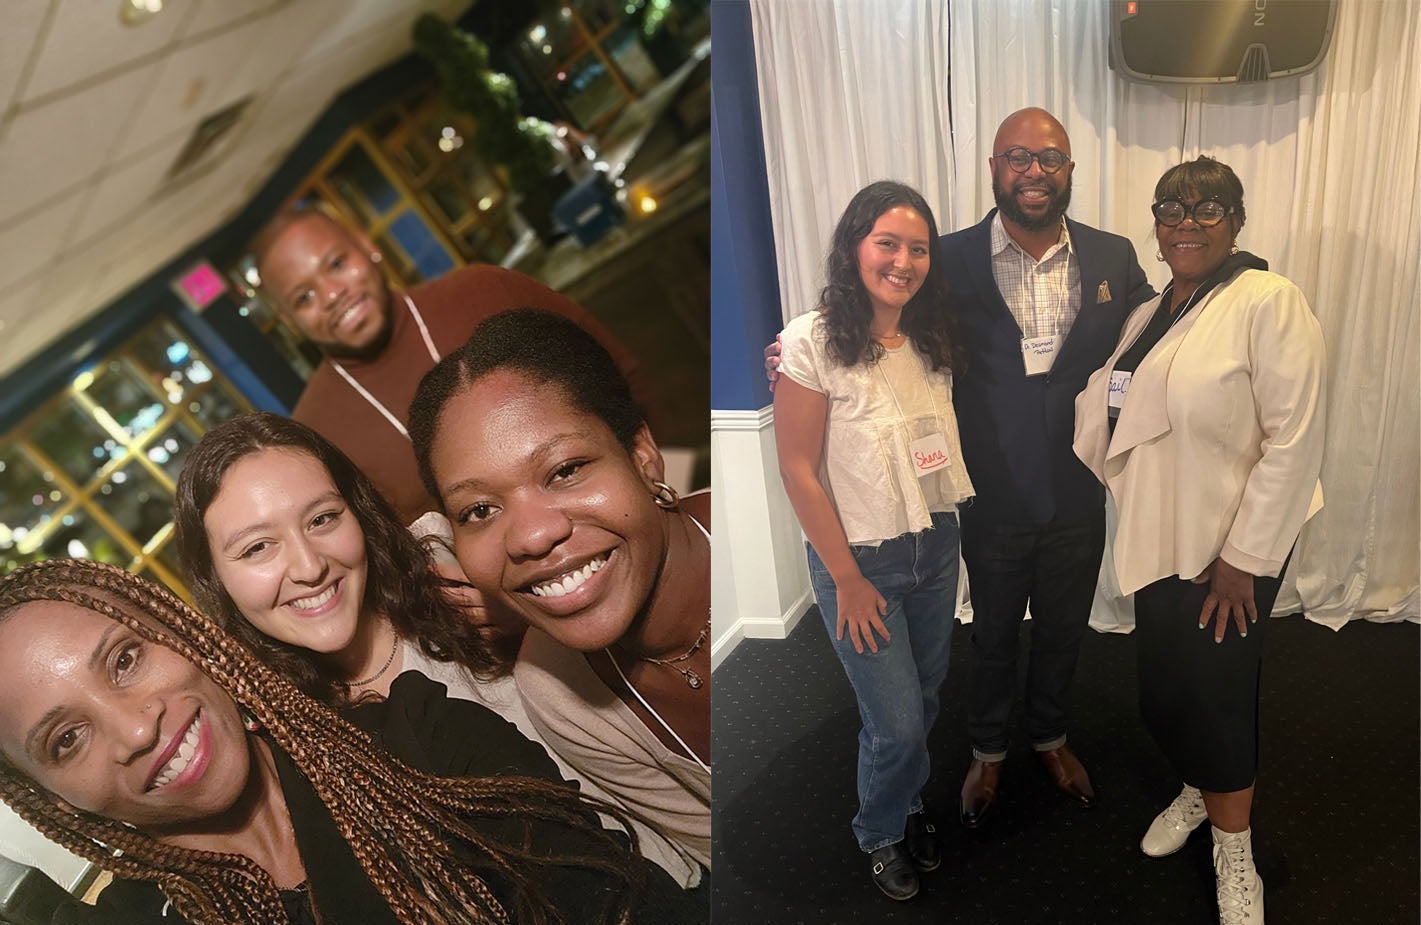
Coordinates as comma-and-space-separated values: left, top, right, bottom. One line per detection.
412, 14, 556, 194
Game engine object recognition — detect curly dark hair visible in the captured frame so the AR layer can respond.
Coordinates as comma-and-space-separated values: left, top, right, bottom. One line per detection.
818, 180, 964, 372
173, 412, 510, 704
0, 559, 642, 925
409, 308, 645, 506
1153, 156, 1248, 228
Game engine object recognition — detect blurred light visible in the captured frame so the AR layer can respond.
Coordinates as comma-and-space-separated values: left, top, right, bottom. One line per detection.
165, 438, 179, 452
556, 71, 567, 82
112, 471, 128, 485
73, 369, 96, 391
48, 490, 62, 502
560, 6, 572, 18
556, 126, 569, 138
238, 306, 250, 317
101, 484, 114, 496
119, 0, 163, 27
438, 137, 455, 153
625, 4, 636, 14
478, 196, 494, 211
188, 361, 212, 384
243, 265, 262, 286
594, 161, 609, 172
529, 24, 547, 43
67, 540, 89, 559
189, 402, 202, 413
541, 44, 553, 55
441, 126, 456, 139
638, 195, 658, 214
148, 446, 171, 465
613, 177, 626, 189
0, 460, 6, 473
62, 515, 75, 527
13, 527, 28, 542
165, 342, 190, 365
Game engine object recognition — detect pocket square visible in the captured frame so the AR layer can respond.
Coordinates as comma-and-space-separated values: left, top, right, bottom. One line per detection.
1096, 280, 1112, 303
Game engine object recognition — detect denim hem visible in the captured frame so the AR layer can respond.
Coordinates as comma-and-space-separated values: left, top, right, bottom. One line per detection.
971, 747, 1007, 763
1032, 734, 1068, 752
860, 835, 905, 854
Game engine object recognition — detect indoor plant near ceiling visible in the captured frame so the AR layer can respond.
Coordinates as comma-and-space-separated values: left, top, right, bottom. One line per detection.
412, 14, 567, 242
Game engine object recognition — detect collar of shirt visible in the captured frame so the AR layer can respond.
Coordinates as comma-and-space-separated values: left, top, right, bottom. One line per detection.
990, 211, 1074, 264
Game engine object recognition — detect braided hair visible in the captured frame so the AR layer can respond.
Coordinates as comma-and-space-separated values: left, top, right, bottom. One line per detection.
0, 559, 642, 925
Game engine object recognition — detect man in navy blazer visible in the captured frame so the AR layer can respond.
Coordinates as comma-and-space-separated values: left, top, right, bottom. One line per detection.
947, 108, 1155, 828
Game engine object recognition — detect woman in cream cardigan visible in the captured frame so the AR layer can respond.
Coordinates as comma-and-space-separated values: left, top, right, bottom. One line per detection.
1074, 157, 1324, 925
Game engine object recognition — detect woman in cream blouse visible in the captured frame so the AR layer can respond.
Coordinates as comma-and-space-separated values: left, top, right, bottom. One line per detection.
1074, 157, 1325, 925
775, 181, 973, 902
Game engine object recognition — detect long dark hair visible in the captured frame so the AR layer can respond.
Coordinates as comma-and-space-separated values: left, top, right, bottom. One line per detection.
409, 308, 646, 506
0, 560, 641, 925
174, 412, 507, 704
819, 180, 964, 372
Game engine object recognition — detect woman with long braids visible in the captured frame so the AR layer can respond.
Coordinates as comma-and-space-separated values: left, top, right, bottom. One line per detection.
0, 559, 702, 924
408, 308, 711, 892
773, 181, 972, 901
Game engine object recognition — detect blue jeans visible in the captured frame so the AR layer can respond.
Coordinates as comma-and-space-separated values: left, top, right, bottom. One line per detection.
807, 511, 960, 853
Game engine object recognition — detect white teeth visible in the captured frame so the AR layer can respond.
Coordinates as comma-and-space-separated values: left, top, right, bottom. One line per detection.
150, 716, 202, 791
530, 555, 608, 598
289, 584, 336, 611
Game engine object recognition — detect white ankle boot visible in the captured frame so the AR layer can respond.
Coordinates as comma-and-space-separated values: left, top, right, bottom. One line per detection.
1141, 784, 1208, 857
1213, 826, 1264, 924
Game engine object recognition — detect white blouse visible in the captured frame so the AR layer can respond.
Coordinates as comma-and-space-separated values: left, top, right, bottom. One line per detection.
779, 310, 974, 546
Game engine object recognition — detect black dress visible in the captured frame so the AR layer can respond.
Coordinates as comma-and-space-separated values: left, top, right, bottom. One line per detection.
53, 671, 704, 924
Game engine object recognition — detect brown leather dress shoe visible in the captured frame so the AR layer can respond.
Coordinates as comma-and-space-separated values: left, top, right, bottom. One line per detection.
958, 758, 1002, 828
1037, 744, 1096, 807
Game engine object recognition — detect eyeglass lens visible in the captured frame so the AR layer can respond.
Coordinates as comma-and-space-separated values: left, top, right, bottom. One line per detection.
1154, 200, 1229, 227
998, 147, 1069, 174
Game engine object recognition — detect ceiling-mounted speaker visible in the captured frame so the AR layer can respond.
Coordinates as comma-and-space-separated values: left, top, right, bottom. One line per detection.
1109, 0, 1338, 84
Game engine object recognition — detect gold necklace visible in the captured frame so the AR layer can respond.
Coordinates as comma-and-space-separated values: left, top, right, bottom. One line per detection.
626, 615, 711, 689
350, 631, 399, 687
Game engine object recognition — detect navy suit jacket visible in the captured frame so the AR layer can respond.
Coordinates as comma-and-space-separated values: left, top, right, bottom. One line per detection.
940, 210, 1155, 525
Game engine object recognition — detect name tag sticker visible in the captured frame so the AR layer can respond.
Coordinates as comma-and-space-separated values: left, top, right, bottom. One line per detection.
1021, 334, 1062, 376
1108, 370, 1133, 409
908, 432, 952, 477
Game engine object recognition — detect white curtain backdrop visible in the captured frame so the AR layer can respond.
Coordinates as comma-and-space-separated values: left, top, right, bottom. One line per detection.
747, 0, 954, 320
749, 0, 1420, 630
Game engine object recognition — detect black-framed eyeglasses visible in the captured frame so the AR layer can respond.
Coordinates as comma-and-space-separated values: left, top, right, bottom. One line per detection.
1151, 197, 1236, 228
991, 146, 1071, 174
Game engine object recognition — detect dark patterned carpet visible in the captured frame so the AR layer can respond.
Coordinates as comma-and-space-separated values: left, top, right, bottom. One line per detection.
711, 611, 1419, 924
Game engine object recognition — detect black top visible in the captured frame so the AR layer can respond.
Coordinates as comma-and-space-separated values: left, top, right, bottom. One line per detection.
53, 671, 704, 924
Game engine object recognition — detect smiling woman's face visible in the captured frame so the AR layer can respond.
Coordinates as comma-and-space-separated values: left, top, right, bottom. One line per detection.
0, 601, 250, 831
427, 370, 668, 652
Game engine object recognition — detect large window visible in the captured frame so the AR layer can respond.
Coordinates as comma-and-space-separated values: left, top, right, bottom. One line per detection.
0, 318, 251, 594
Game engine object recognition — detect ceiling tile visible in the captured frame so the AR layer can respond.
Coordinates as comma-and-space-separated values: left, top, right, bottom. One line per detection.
186, 0, 279, 39
68, 138, 189, 247
0, 191, 85, 292
0, 62, 155, 224
113, 16, 269, 161
0, 2, 50, 113
24, 0, 187, 102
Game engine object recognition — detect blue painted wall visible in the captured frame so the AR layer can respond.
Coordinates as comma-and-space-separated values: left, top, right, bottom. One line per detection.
710, 0, 782, 413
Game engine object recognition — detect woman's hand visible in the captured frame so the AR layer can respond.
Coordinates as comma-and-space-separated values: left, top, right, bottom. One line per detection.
835, 573, 890, 655
764, 334, 782, 391
1192, 557, 1258, 643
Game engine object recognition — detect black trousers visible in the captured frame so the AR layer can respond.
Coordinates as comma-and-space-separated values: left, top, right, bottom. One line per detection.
959, 507, 1107, 758
1134, 557, 1288, 793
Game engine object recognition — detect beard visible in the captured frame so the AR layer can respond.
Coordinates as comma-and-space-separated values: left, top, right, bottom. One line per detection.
993, 173, 1072, 231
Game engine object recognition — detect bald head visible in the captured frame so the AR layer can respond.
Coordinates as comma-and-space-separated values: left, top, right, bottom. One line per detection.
993, 107, 1071, 157
989, 107, 1075, 234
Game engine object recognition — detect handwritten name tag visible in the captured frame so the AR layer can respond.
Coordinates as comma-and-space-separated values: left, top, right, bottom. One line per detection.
1108, 370, 1133, 409
1021, 334, 1062, 376
909, 432, 952, 477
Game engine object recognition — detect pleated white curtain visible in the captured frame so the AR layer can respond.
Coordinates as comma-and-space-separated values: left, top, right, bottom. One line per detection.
747, 0, 954, 321
750, 0, 1420, 629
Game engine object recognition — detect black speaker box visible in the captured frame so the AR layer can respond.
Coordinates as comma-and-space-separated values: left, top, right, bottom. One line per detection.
1109, 0, 1338, 84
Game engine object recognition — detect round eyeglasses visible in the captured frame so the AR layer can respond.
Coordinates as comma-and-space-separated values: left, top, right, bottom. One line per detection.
1152, 198, 1236, 228
991, 146, 1071, 174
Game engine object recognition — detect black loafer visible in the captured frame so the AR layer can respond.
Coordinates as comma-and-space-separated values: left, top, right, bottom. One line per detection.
868, 842, 919, 901
905, 810, 941, 872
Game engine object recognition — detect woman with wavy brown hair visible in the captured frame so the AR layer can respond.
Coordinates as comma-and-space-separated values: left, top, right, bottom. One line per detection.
0, 559, 701, 924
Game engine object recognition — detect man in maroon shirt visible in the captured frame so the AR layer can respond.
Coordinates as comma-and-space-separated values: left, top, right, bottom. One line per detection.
253, 206, 645, 525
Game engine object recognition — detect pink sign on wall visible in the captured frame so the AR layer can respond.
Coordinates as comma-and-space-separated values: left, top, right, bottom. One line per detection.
171, 260, 228, 312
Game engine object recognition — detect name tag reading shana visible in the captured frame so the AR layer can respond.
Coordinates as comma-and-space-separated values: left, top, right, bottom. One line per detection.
1021, 334, 1063, 376
909, 432, 952, 478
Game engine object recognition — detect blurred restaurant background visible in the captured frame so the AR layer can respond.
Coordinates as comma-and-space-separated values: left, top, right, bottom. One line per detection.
0, 0, 708, 913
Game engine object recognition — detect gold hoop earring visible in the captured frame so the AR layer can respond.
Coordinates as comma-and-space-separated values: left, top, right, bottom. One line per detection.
1230, 243, 1239, 255
1156, 251, 1166, 262
651, 480, 680, 510
370, 252, 382, 264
